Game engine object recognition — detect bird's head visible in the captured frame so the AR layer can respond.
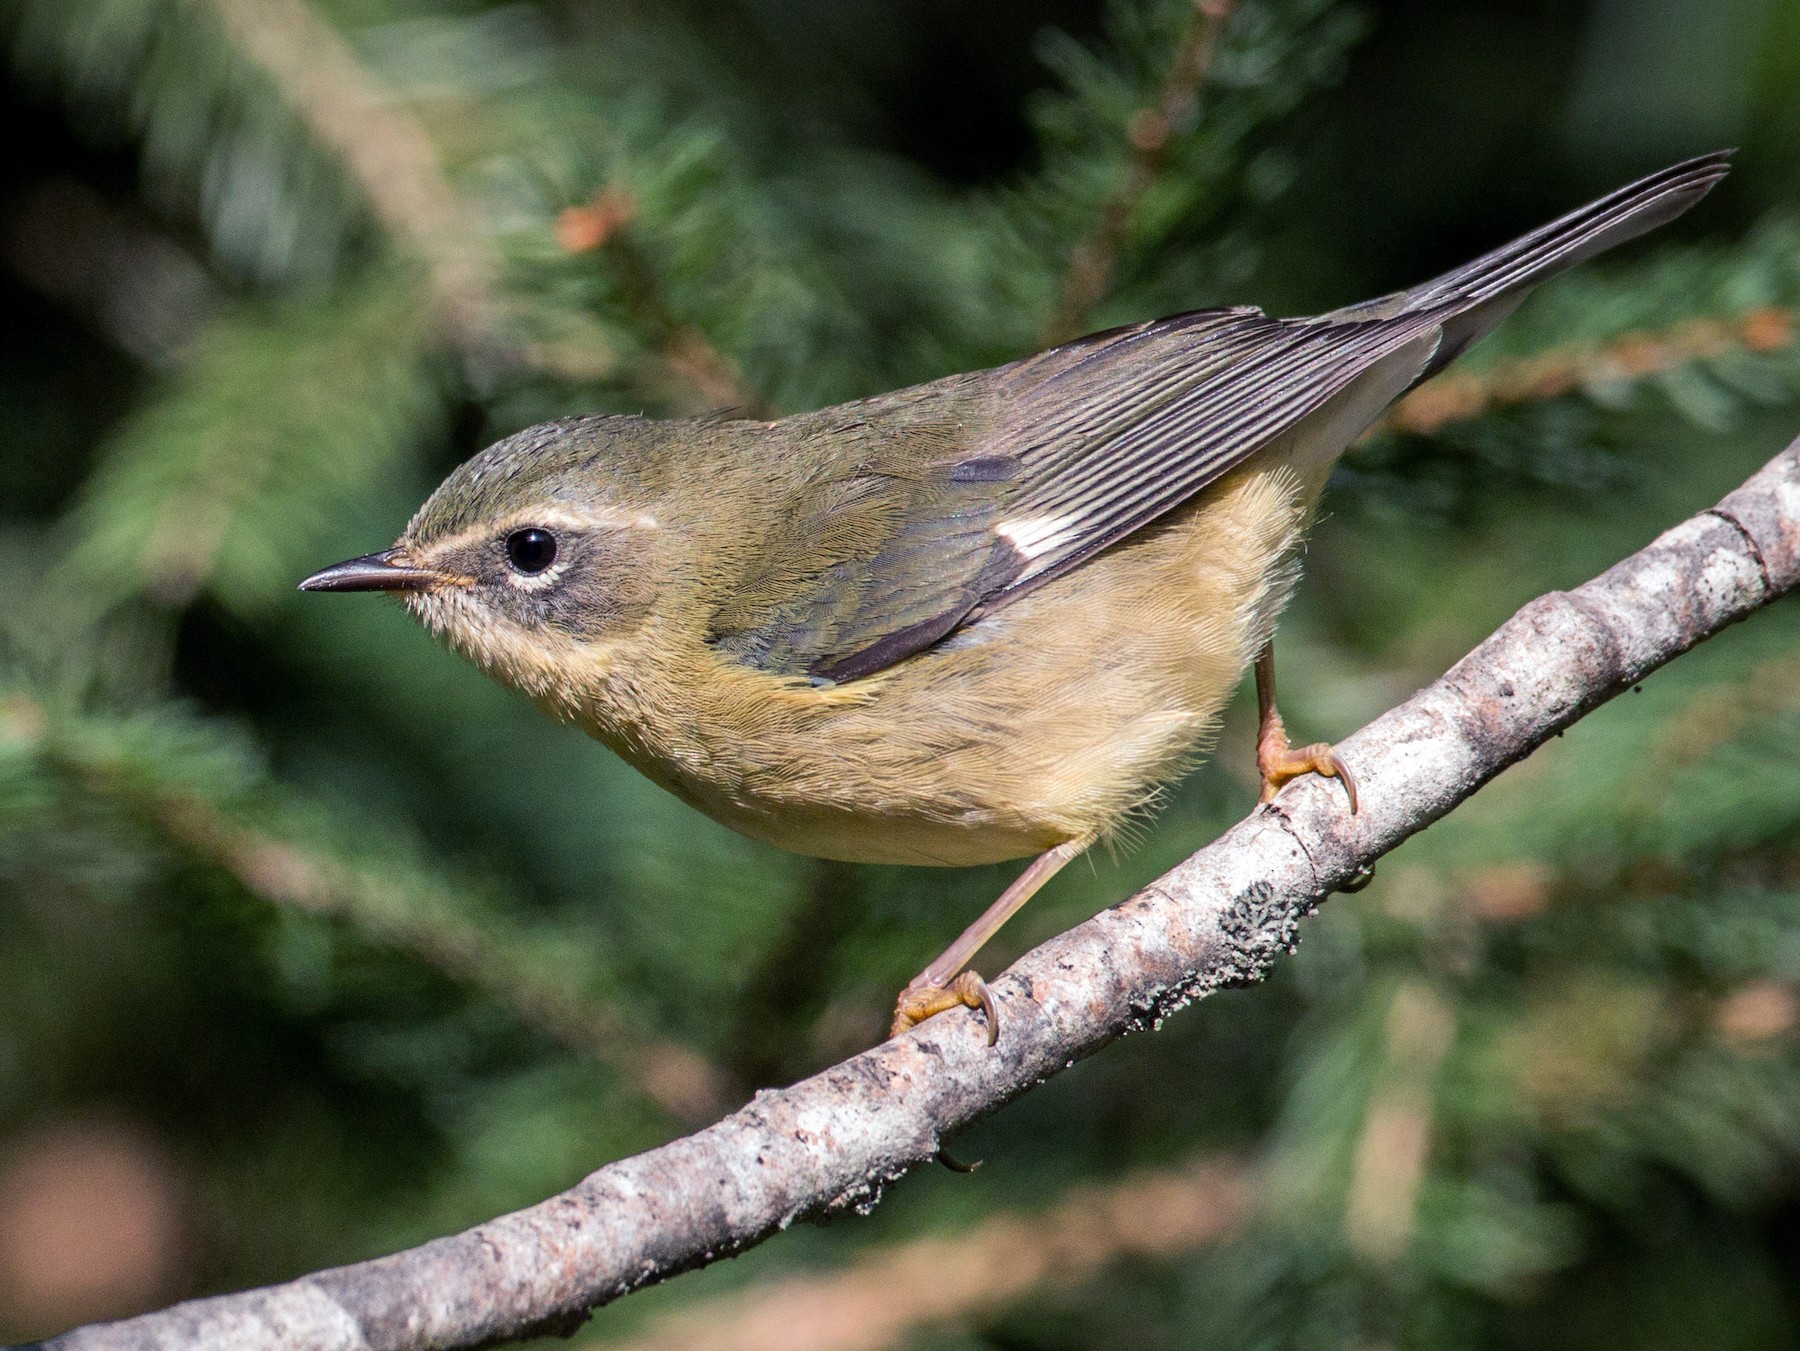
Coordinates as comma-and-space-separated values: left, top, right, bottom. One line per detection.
299, 416, 665, 707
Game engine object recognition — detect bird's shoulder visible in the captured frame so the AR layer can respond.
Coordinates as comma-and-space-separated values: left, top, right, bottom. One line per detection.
702, 369, 1016, 677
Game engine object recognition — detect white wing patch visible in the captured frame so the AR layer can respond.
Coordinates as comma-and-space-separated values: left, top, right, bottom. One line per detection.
996, 512, 1081, 560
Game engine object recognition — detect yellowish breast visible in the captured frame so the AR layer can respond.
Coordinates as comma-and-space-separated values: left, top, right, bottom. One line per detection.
579, 457, 1322, 867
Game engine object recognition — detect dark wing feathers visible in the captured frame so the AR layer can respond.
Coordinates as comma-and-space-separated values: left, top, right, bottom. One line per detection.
981, 311, 1444, 599
1406, 151, 1730, 309
707, 152, 1729, 683
800, 309, 1444, 682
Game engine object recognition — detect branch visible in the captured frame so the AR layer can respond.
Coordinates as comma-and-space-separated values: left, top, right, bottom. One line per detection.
201, 0, 502, 362
36, 433, 1800, 1351
623, 851, 1800, 1351
1041, 0, 1241, 346
1382, 305, 1796, 435
556, 188, 768, 416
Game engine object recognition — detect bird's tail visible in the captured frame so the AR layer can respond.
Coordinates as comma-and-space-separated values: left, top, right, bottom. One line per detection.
1332, 150, 1733, 379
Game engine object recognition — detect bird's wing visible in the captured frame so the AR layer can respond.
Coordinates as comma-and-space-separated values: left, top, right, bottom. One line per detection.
707, 153, 1731, 684
969, 307, 1443, 615
707, 306, 1443, 682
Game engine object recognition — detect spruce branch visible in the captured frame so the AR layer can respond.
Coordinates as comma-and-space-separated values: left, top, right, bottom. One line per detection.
148, 796, 731, 1125
9, 704, 730, 1124
199, 0, 503, 363
557, 188, 768, 415
1041, 0, 1241, 347
1384, 305, 1797, 435
35, 432, 1800, 1351
65, 281, 437, 611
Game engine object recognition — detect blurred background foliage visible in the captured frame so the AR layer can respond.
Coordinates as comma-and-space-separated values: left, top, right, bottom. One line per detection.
2, 0, 1799, 1346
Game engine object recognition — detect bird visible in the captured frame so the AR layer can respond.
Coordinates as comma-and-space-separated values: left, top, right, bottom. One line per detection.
301, 152, 1729, 1045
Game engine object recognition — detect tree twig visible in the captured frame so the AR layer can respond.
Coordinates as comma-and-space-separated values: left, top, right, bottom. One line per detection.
35, 432, 1800, 1351
201, 0, 502, 362
556, 188, 767, 415
1041, 0, 1241, 346
1382, 306, 1795, 435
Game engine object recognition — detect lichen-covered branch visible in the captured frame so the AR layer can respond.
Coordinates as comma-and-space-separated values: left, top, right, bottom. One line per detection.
37, 432, 1800, 1351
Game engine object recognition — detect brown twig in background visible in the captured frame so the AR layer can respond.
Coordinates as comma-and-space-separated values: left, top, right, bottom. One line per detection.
40, 434, 1800, 1351
152, 797, 731, 1125
1382, 306, 1796, 436
1041, 0, 1241, 346
1342, 982, 1454, 1263
0, 731, 730, 1125
558, 188, 767, 415
206, 0, 754, 412
202, 0, 764, 409
611, 1157, 1250, 1351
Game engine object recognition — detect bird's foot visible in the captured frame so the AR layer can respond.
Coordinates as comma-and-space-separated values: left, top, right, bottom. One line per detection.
890, 971, 997, 1044
1258, 717, 1358, 813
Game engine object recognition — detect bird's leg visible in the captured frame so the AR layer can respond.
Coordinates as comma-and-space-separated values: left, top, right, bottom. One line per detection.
1255, 643, 1358, 812
890, 840, 1085, 1045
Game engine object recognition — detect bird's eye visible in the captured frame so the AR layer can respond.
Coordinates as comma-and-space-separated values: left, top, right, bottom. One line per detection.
505, 528, 558, 574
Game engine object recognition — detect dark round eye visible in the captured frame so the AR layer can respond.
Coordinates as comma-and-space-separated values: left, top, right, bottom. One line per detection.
505, 528, 558, 574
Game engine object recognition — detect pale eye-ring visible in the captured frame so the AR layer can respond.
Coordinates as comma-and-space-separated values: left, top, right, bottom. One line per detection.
505, 528, 557, 574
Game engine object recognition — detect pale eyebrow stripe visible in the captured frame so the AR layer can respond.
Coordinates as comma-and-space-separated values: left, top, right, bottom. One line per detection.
412, 507, 657, 555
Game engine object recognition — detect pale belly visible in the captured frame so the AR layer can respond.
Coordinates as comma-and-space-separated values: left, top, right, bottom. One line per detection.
597, 460, 1319, 868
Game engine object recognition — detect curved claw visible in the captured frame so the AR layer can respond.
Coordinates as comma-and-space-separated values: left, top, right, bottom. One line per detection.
890, 970, 998, 1045
1326, 747, 1359, 815
1259, 739, 1358, 815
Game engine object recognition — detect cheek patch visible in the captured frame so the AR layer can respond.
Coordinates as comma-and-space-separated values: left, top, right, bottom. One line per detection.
536, 553, 658, 637
496, 532, 659, 639
409, 526, 659, 641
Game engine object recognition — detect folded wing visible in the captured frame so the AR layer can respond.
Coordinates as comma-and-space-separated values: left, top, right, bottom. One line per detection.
709, 151, 1731, 684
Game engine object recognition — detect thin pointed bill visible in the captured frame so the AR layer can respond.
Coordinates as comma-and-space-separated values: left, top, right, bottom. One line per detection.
297, 549, 445, 593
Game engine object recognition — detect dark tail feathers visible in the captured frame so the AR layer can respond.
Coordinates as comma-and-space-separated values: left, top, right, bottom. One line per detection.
1332, 151, 1732, 379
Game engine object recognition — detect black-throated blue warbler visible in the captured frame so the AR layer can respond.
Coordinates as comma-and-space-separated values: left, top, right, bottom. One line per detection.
302, 153, 1728, 1044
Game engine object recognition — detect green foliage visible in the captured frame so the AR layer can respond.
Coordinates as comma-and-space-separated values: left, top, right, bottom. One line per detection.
6, 0, 370, 286
2, 1, 1800, 1348
1014, 0, 1368, 322
65, 273, 440, 613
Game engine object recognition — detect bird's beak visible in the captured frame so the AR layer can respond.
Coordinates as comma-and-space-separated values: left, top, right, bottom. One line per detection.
297, 548, 445, 593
